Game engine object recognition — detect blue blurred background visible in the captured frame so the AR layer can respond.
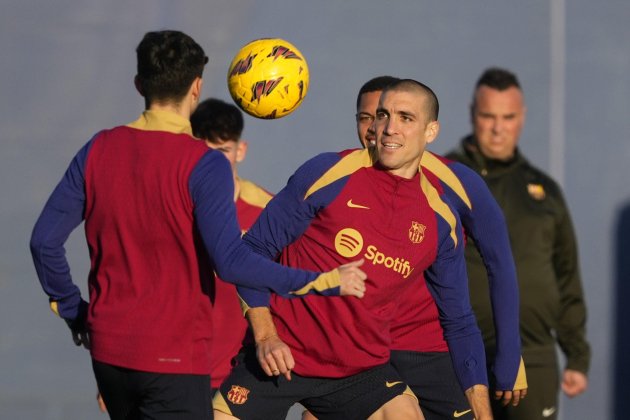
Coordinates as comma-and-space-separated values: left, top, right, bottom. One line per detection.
1, 1, 628, 418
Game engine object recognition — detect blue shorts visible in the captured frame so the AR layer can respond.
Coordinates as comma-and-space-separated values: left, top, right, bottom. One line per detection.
214, 346, 410, 420
92, 359, 212, 420
389, 350, 473, 420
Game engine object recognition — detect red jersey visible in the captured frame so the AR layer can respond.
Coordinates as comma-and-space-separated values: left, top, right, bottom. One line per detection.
240, 149, 487, 390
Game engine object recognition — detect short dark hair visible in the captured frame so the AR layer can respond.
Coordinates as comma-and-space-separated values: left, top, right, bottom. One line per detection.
191, 98, 244, 144
475, 67, 521, 91
135, 30, 208, 105
385, 79, 439, 121
356, 76, 401, 109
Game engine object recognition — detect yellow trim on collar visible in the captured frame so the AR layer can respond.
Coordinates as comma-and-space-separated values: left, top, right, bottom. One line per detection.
126, 109, 193, 135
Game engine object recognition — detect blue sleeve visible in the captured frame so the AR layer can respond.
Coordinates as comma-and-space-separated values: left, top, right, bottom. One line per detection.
447, 162, 521, 390
424, 213, 488, 392
237, 152, 345, 308
190, 151, 342, 298
30, 138, 95, 322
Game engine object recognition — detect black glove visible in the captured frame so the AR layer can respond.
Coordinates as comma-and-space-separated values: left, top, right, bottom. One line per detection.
64, 299, 90, 349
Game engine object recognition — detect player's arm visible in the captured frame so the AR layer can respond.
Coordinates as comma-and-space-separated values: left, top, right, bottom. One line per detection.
450, 162, 526, 403
191, 151, 365, 298
553, 190, 590, 395
423, 214, 491, 419
246, 306, 294, 380
30, 138, 96, 347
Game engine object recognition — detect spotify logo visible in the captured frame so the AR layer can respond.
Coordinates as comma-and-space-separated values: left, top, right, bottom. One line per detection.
334, 228, 364, 258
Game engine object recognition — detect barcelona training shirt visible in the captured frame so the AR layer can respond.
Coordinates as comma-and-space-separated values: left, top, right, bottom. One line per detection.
30, 110, 344, 375
239, 148, 488, 391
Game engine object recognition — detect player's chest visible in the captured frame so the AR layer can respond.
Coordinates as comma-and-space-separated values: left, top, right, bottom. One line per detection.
305, 171, 439, 278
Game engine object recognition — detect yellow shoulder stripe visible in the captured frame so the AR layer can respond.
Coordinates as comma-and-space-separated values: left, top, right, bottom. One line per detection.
304, 149, 374, 200
419, 170, 458, 246
420, 152, 471, 210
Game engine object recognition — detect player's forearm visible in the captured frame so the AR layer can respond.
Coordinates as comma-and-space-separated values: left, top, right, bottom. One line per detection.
464, 384, 492, 420
246, 307, 278, 343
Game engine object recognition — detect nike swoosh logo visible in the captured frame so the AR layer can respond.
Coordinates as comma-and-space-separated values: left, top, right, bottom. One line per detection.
542, 407, 556, 417
385, 381, 403, 388
453, 409, 472, 418
347, 199, 370, 209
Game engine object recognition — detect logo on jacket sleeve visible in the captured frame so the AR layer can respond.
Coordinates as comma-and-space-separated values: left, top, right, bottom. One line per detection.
227, 385, 250, 405
408, 221, 426, 244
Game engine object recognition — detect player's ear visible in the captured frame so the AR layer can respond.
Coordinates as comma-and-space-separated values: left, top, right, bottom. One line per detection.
425, 120, 440, 144
134, 75, 144, 96
236, 140, 248, 163
191, 77, 203, 103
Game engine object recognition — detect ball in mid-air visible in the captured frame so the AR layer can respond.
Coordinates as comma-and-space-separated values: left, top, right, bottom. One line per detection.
227, 38, 309, 119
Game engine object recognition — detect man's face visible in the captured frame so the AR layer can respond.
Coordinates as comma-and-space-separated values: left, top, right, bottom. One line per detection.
472, 85, 526, 160
374, 89, 438, 179
356, 90, 382, 147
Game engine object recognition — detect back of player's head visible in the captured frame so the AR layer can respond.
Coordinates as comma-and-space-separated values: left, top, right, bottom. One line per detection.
475, 67, 521, 92
135, 30, 208, 105
385, 79, 439, 122
356, 76, 401, 109
191, 98, 244, 144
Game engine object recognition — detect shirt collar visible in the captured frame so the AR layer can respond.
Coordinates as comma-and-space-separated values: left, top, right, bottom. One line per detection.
126, 109, 193, 135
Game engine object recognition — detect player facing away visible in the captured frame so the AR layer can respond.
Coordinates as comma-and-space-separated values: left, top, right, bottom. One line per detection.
213, 79, 493, 420
351, 76, 527, 420
29, 30, 366, 420
191, 97, 274, 392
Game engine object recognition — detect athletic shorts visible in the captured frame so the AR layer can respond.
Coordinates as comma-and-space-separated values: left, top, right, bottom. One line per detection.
92, 359, 212, 420
213, 346, 411, 420
389, 350, 473, 420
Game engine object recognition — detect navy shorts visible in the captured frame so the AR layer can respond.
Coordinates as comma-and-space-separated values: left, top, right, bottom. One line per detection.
389, 350, 473, 420
214, 346, 409, 420
92, 359, 212, 420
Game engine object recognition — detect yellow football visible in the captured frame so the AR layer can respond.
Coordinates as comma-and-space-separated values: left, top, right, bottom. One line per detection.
227, 38, 309, 119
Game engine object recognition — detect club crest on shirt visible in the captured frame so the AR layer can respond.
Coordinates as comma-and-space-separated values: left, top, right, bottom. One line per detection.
227, 385, 250, 405
408, 221, 426, 244
527, 183, 546, 200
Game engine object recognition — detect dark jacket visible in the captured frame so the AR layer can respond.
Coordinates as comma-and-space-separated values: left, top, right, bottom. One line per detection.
447, 135, 590, 374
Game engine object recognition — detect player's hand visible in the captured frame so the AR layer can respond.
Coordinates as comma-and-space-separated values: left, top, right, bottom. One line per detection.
338, 259, 367, 298
256, 334, 294, 381
96, 391, 107, 413
65, 314, 91, 350
494, 388, 527, 406
562, 369, 588, 397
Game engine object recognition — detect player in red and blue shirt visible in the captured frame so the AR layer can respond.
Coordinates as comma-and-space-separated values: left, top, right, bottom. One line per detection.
213, 79, 491, 420
30, 31, 366, 420
355, 76, 526, 420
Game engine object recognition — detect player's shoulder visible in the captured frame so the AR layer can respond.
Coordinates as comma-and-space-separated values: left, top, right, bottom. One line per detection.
238, 178, 274, 206
296, 148, 373, 197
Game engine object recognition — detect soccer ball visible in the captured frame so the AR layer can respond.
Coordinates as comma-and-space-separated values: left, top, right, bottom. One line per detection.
227, 38, 309, 119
